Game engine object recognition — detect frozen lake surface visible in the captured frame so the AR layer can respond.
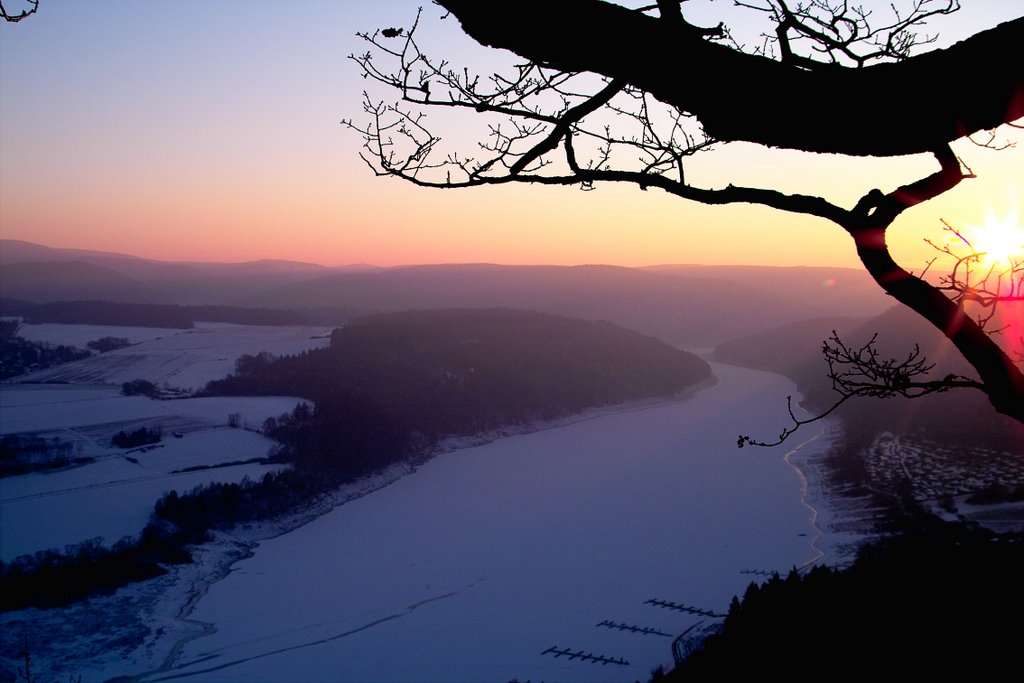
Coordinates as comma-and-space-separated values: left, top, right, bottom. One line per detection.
127, 363, 833, 683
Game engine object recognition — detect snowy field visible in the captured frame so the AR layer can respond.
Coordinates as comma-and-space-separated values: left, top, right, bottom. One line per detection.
0, 385, 305, 561
12, 322, 333, 391
13, 323, 179, 348
80, 363, 839, 683
0, 385, 306, 434
0, 442, 286, 561
1, 322, 327, 563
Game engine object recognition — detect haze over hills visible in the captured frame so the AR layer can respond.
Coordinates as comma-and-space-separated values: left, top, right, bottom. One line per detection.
1, 240, 892, 347
714, 304, 1024, 450
0, 240, 368, 305
0, 261, 161, 304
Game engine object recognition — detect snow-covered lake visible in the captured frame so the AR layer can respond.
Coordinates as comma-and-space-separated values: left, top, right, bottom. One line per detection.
121, 363, 834, 683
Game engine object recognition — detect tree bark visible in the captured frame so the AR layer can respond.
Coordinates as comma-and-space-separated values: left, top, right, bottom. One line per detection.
438, 0, 1024, 157
842, 148, 1024, 422
850, 227, 1024, 422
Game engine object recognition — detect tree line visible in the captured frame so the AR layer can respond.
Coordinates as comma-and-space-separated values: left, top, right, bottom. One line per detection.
659, 514, 1024, 679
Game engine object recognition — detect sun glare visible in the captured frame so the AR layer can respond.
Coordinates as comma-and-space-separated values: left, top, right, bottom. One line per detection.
968, 211, 1024, 267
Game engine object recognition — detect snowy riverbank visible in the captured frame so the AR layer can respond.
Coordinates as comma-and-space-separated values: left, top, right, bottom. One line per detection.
1, 364, 861, 682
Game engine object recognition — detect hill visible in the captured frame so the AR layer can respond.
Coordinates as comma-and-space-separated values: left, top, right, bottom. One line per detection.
206, 308, 713, 438
0, 261, 160, 304
0, 239, 345, 305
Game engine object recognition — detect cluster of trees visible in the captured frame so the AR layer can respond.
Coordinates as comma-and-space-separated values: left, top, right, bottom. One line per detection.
110, 426, 162, 449
0, 434, 87, 477
120, 379, 159, 397
0, 321, 90, 379
86, 336, 130, 352
0, 528, 192, 612
661, 518, 1024, 678
208, 308, 711, 439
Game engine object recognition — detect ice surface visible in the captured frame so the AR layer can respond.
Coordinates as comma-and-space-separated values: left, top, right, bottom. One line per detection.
113, 363, 836, 683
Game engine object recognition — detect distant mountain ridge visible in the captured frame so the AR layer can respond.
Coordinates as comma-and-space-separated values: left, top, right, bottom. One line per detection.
0, 239, 892, 347
0, 239, 335, 273
0, 239, 369, 306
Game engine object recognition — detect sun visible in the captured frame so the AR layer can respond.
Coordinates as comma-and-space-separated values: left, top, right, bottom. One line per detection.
969, 211, 1024, 267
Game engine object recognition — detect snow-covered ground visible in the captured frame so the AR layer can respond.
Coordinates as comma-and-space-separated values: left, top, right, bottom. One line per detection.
0, 384, 306, 434
49, 362, 842, 683
0, 323, 326, 563
0, 445, 286, 562
0, 323, 860, 682
0, 385, 307, 561
12, 322, 333, 391
13, 323, 180, 348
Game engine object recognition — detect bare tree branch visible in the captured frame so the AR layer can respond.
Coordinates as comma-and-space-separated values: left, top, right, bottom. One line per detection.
738, 331, 983, 448
0, 0, 38, 22
436, 0, 1024, 156
348, 4, 1024, 443
735, 0, 960, 68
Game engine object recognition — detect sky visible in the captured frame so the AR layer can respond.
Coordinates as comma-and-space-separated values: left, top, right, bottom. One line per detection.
1, 0, 1021, 268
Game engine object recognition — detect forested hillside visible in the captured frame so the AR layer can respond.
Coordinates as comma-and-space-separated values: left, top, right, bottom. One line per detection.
207, 308, 712, 438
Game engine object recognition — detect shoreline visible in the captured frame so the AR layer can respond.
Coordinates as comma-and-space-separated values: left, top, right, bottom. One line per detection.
2, 381, 721, 682
782, 421, 880, 569
435, 375, 718, 452
133, 381, 723, 680
5, 367, 877, 682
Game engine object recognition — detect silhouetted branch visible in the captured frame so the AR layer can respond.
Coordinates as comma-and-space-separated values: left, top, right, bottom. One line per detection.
738, 393, 853, 448
838, 147, 1024, 424
824, 331, 982, 396
734, 0, 959, 68
349, 4, 1024, 435
435, 0, 1024, 156
925, 219, 1024, 332
739, 331, 984, 447
344, 12, 723, 193
0, 0, 37, 22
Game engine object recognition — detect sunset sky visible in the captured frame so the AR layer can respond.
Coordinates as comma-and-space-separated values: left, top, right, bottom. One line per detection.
1, 0, 1021, 268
